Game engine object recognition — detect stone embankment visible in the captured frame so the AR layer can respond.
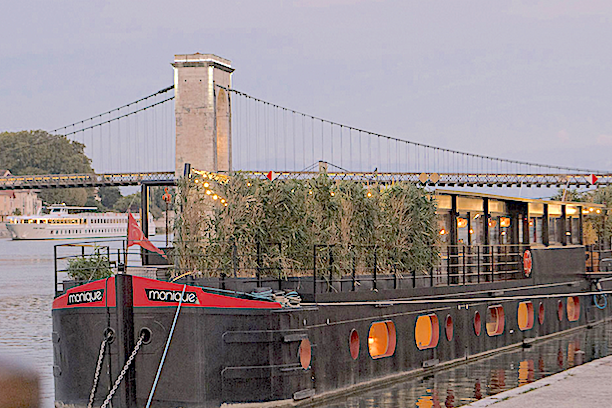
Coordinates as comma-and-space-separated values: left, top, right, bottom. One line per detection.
464, 354, 612, 408
0, 223, 9, 238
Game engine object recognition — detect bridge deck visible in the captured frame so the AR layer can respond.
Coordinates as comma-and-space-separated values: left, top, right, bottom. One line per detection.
0, 172, 175, 190
1, 171, 610, 190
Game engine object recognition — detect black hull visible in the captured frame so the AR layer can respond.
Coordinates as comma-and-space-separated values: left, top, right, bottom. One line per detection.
52, 246, 612, 407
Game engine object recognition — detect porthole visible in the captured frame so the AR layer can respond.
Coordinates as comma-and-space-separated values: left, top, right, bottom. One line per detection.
349, 329, 359, 360
299, 339, 311, 370
567, 296, 580, 322
557, 300, 564, 321
486, 305, 505, 336
518, 301, 534, 331
538, 302, 545, 325
368, 321, 396, 359
415, 314, 439, 350
138, 327, 152, 344
445, 315, 453, 341
474, 311, 482, 336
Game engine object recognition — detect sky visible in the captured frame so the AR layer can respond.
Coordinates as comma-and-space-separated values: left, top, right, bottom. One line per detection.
1, 0, 612, 182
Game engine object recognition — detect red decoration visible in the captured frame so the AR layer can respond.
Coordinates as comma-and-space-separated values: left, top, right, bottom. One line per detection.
266, 171, 277, 181
590, 174, 599, 185
127, 213, 166, 258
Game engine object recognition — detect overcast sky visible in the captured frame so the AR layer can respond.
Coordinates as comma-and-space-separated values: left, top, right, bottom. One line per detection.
1, 0, 612, 176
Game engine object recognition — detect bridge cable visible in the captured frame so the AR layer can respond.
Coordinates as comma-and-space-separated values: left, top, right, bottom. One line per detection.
218, 84, 609, 174
51, 86, 173, 134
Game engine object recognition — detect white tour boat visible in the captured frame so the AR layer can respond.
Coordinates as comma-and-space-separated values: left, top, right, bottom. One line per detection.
5, 204, 155, 240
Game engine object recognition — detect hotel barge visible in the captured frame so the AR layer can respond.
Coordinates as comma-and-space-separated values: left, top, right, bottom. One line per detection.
52, 191, 612, 407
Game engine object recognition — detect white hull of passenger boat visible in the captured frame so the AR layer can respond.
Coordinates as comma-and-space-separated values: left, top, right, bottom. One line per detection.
5, 205, 155, 240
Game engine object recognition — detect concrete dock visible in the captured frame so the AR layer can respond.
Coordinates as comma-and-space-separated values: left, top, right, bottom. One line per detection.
464, 355, 612, 407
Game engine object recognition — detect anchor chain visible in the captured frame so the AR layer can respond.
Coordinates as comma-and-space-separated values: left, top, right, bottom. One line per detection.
99, 332, 145, 408
87, 334, 110, 408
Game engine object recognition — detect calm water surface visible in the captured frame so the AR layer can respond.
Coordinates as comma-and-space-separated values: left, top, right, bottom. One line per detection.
1, 237, 611, 408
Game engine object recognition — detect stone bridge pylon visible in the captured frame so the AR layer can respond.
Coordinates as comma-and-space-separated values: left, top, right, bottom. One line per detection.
172, 53, 234, 176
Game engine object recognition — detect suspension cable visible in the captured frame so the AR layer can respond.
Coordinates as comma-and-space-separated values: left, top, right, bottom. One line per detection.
52, 86, 174, 133
217, 84, 609, 174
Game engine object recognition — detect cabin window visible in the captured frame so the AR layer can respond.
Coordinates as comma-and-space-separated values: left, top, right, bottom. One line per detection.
548, 204, 563, 245
518, 301, 534, 331
567, 296, 580, 322
415, 314, 439, 350
299, 339, 311, 370
474, 311, 482, 336
557, 300, 564, 321
538, 302, 545, 325
349, 329, 359, 360
486, 305, 505, 336
368, 321, 396, 359
445, 315, 453, 341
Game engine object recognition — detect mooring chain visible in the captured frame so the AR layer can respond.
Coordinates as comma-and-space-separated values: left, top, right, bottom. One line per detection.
99, 333, 146, 408
87, 335, 109, 408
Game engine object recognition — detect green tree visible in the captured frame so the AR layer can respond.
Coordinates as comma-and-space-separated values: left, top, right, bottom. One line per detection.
0, 130, 94, 205
98, 187, 122, 209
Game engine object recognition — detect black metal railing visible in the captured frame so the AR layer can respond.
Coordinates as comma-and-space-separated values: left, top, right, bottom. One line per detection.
54, 240, 532, 298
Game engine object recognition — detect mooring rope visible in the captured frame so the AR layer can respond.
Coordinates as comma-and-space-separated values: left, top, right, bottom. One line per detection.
145, 284, 186, 408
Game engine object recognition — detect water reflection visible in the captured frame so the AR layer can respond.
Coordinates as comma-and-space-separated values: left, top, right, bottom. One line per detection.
321, 322, 612, 408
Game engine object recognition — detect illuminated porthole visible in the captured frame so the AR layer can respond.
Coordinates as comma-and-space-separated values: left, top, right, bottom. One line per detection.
445, 315, 454, 341
557, 300, 564, 321
474, 311, 482, 336
299, 339, 311, 370
368, 321, 396, 359
415, 314, 440, 350
486, 305, 505, 336
349, 329, 360, 360
567, 296, 580, 322
538, 302, 545, 325
518, 301, 534, 331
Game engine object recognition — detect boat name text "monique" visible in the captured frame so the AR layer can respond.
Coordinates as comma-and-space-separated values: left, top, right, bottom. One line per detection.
145, 289, 199, 304
68, 289, 104, 305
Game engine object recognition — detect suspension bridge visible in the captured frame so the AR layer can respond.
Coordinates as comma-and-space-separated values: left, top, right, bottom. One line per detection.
1, 53, 610, 191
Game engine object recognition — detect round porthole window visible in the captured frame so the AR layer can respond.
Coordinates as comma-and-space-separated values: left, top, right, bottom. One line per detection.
538, 302, 545, 325
349, 329, 359, 360
299, 339, 311, 370
445, 315, 454, 341
474, 311, 482, 336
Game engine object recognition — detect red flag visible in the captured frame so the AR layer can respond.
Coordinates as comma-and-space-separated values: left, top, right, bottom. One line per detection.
266, 171, 278, 181
127, 213, 167, 258
590, 174, 599, 185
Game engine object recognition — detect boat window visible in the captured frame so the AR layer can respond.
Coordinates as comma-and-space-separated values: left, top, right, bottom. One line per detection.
299, 339, 311, 369
368, 321, 396, 359
486, 305, 505, 336
557, 300, 564, 321
445, 315, 453, 341
567, 296, 580, 322
349, 329, 359, 360
474, 311, 482, 336
538, 302, 545, 325
518, 301, 534, 331
415, 314, 439, 350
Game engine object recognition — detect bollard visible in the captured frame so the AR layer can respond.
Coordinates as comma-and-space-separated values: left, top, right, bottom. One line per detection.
116, 273, 136, 408
0, 354, 39, 408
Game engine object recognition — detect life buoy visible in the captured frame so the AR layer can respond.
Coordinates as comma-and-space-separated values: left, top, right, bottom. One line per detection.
523, 250, 533, 277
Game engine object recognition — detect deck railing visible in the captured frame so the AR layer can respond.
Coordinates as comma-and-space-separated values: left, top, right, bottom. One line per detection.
54, 241, 533, 298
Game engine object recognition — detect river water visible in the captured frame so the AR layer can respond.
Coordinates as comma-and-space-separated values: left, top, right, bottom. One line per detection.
1, 237, 611, 408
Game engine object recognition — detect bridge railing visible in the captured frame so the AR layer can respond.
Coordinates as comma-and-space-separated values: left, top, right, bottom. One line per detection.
0, 172, 175, 190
